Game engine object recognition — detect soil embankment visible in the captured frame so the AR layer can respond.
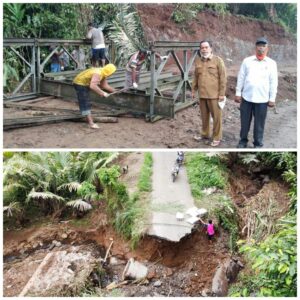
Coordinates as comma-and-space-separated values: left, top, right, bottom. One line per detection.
137, 4, 296, 66
3, 153, 291, 297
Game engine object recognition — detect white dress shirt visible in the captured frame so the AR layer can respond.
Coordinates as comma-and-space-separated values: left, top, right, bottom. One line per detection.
236, 55, 278, 103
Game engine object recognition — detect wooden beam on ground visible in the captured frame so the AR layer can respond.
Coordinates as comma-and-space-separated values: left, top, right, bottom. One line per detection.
4, 113, 120, 130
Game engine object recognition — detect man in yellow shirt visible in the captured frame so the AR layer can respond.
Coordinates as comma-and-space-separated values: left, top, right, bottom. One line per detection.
192, 40, 226, 147
73, 64, 116, 128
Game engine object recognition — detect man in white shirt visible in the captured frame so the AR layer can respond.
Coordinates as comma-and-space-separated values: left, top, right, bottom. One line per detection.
87, 23, 106, 67
235, 37, 278, 148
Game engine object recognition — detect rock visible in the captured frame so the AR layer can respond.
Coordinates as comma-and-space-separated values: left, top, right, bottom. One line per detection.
237, 260, 244, 269
224, 258, 243, 283
165, 267, 173, 277
52, 240, 62, 247
202, 187, 217, 195
187, 261, 194, 271
106, 282, 117, 290
122, 258, 148, 280
61, 233, 68, 239
261, 174, 270, 184
147, 268, 157, 280
211, 266, 228, 296
153, 292, 164, 297
32, 243, 39, 249
109, 257, 119, 265
49, 244, 56, 251
153, 280, 162, 287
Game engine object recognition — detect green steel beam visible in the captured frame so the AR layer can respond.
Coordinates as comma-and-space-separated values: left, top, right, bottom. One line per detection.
39, 79, 174, 118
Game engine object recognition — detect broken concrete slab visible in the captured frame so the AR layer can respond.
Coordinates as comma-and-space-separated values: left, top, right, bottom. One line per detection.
19, 248, 96, 296
147, 212, 193, 242
122, 258, 148, 280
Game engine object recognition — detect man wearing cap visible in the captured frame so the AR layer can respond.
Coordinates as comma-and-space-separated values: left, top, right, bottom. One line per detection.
235, 37, 278, 148
192, 40, 227, 147
73, 64, 117, 129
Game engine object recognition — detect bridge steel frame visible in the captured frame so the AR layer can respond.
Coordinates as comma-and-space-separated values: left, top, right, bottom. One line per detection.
4, 39, 200, 120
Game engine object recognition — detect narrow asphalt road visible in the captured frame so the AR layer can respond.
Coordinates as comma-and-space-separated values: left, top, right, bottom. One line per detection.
147, 152, 196, 242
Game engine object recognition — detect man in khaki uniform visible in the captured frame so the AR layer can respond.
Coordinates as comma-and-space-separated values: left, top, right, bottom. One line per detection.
192, 40, 226, 147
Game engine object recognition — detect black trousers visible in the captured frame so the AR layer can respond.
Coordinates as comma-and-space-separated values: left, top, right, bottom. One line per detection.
239, 99, 268, 147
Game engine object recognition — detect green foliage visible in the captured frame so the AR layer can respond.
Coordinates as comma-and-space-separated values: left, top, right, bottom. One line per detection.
106, 4, 146, 67
171, 4, 197, 24
228, 3, 296, 34
99, 153, 152, 248
194, 3, 228, 15
232, 215, 297, 296
185, 153, 227, 199
257, 152, 296, 172
3, 152, 116, 223
212, 196, 239, 252
171, 3, 228, 24
77, 181, 99, 201
3, 3, 87, 38
283, 170, 296, 214
137, 153, 153, 192
97, 165, 120, 187
113, 193, 143, 245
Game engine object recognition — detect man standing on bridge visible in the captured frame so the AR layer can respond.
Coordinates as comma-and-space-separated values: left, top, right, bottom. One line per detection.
192, 40, 227, 147
235, 37, 278, 148
125, 49, 167, 89
73, 64, 117, 129
87, 23, 106, 67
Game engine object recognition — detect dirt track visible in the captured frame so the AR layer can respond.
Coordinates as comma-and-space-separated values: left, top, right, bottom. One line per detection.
3, 96, 296, 149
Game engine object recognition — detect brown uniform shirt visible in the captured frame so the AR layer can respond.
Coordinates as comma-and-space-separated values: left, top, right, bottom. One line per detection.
192, 54, 226, 99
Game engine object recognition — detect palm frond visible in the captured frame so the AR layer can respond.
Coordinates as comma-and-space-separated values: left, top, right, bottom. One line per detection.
26, 189, 65, 203
106, 4, 146, 66
66, 199, 92, 212
57, 181, 81, 192
3, 202, 21, 217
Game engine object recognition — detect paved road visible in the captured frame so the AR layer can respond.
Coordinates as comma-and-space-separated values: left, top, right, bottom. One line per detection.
147, 152, 196, 242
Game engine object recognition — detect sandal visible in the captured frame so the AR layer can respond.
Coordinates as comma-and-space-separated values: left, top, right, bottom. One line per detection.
193, 135, 209, 142
210, 140, 221, 147
89, 123, 99, 129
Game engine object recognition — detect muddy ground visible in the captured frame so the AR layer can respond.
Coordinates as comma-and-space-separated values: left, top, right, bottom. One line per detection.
3, 67, 297, 149
3, 153, 291, 297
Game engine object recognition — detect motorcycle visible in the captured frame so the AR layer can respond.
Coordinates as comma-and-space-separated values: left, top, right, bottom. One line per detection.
171, 164, 180, 182
176, 152, 184, 167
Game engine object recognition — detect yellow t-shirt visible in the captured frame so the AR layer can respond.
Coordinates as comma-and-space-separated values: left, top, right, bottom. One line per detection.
73, 68, 103, 86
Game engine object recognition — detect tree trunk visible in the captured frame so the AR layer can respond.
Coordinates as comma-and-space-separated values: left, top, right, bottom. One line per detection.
265, 4, 277, 22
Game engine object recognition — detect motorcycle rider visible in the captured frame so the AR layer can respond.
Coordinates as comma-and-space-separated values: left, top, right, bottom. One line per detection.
177, 151, 184, 165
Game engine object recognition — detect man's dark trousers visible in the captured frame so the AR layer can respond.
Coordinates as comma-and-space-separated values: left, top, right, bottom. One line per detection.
239, 98, 268, 147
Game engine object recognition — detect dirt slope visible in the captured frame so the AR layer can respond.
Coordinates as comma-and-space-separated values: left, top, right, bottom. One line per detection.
137, 4, 296, 66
